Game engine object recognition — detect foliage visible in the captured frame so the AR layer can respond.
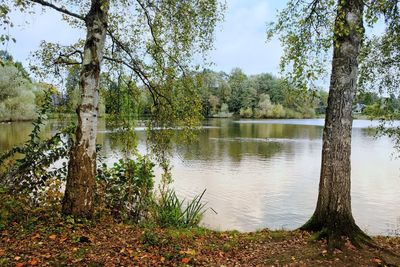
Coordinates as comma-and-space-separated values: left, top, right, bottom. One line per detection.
0, 187, 30, 231
0, 90, 74, 203
197, 69, 326, 118
96, 157, 155, 222
153, 189, 207, 228
267, 0, 400, 152
0, 61, 36, 122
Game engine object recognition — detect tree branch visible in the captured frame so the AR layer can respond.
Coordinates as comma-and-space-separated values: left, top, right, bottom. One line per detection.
28, 0, 85, 21
135, 0, 187, 76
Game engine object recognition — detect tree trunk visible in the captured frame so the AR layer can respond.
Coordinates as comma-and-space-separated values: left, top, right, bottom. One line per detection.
62, 0, 108, 218
301, 0, 368, 247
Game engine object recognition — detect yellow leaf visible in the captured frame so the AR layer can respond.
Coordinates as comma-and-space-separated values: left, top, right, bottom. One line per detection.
180, 249, 196, 256
49, 234, 57, 240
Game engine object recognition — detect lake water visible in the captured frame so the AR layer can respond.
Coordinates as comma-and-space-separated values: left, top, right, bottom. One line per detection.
1, 118, 399, 235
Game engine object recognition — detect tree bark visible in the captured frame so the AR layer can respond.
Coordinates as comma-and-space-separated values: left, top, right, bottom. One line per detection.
62, 0, 108, 218
301, 0, 368, 246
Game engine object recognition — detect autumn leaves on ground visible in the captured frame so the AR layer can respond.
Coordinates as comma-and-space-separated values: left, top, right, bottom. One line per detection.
0, 215, 400, 267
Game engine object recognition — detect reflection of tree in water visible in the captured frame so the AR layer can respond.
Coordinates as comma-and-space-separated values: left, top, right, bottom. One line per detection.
173, 120, 327, 163
100, 118, 141, 156
0, 122, 33, 151
360, 127, 378, 137
0, 120, 64, 152
174, 124, 284, 163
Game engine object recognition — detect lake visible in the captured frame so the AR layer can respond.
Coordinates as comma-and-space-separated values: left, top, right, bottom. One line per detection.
1, 118, 399, 235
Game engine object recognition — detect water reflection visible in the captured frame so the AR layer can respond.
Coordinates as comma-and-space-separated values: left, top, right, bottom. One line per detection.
1, 118, 399, 235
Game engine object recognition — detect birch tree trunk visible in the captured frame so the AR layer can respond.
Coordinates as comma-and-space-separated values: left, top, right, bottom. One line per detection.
62, 0, 108, 218
301, 0, 368, 245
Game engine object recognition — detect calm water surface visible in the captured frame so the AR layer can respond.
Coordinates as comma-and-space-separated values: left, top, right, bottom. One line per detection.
1, 118, 399, 235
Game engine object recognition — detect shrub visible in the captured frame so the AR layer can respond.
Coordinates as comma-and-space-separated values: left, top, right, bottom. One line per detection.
214, 103, 233, 118
0, 91, 73, 203
240, 107, 253, 118
0, 187, 30, 230
96, 157, 155, 222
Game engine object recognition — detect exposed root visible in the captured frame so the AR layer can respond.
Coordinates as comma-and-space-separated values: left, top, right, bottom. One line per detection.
301, 222, 400, 259
360, 237, 400, 259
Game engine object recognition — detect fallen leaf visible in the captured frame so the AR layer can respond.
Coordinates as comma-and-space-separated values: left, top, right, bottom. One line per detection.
15, 263, 25, 267
14, 256, 21, 261
31, 233, 40, 240
180, 249, 196, 255
181, 257, 190, 264
49, 234, 57, 240
28, 258, 39, 266
371, 258, 382, 264
60, 237, 68, 243
345, 240, 356, 250
0, 249, 4, 256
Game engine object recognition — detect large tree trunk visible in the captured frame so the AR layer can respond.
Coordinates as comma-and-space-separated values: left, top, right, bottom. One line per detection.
301, 0, 367, 247
62, 0, 108, 218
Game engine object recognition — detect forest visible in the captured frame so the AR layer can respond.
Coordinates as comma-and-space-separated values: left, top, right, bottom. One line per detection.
0, 0, 400, 266
3, 53, 400, 122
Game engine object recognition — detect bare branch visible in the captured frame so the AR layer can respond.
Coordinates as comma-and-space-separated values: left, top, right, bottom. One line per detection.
28, 0, 85, 21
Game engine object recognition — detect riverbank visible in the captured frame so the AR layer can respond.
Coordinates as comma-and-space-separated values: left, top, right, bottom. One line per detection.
1, 216, 400, 266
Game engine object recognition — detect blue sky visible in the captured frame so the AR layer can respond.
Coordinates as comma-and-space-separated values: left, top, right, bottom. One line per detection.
3, 0, 288, 76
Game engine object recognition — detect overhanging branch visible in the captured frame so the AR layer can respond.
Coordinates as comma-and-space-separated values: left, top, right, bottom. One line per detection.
29, 0, 85, 21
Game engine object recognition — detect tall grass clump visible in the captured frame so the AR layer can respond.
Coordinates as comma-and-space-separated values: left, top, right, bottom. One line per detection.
153, 189, 207, 228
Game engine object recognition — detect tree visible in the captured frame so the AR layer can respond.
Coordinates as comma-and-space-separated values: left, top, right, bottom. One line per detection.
64, 66, 81, 113
268, 0, 400, 248
228, 68, 247, 114
0, 63, 36, 122
2, 0, 224, 218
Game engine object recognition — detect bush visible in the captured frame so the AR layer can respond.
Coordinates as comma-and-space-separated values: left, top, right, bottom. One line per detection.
0, 187, 30, 230
214, 103, 233, 118
0, 91, 73, 203
96, 157, 155, 222
153, 189, 207, 228
240, 107, 253, 118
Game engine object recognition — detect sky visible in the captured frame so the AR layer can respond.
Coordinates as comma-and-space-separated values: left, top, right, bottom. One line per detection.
2, 0, 288, 77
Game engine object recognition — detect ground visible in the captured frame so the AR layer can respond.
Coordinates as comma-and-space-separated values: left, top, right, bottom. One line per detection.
1, 217, 400, 266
